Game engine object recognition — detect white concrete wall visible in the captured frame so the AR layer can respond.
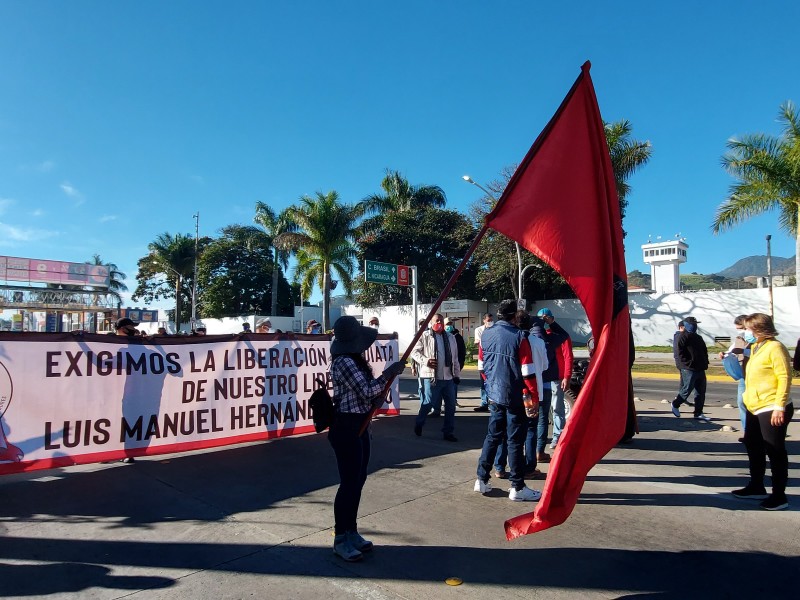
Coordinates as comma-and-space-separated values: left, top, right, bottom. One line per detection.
343, 287, 800, 351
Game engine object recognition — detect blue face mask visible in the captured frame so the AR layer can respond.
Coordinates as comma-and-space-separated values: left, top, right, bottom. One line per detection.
743, 330, 757, 344
684, 322, 697, 333
445, 325, 454, 333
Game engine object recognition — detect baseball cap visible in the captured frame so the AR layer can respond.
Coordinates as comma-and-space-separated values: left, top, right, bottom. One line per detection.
307, 319, 320, 328
114, 317, 139, 329
683, 316, 700, 325
443, 317, 452, 325
536, 308, 554, 317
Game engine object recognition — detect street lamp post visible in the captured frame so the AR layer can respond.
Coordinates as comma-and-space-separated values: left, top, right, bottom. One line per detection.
766, 234, 774, 318
192, 212, 200, 325
462, 175, 524, 303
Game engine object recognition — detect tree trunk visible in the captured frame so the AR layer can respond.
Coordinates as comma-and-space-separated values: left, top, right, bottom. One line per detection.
175, 274, 182, 334
322, 267, 330, 332
271, 255, 279, 317
796, 204, 800, 313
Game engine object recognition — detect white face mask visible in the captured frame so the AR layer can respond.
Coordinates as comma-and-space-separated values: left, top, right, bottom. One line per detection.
370, 324, 379, 329
735, 328, 744, 338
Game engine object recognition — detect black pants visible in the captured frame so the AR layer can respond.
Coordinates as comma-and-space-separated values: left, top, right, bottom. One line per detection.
744, 404, 794, 497
328, 413, 371, 535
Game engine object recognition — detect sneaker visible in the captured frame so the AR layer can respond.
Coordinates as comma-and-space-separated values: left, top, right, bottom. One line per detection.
694, 414, 711, 422
346, 531, 373, 552
760, 495, 789, 511
121, 457, 136, 464
670, 403, 681, 418
536, 452, 550, 463
474, 478, 492, 494
509, 486, 542, 502
731, 485, 769, 500
333, 535, 363, 562
473, 405, 489, 412
493, 469, 509, 479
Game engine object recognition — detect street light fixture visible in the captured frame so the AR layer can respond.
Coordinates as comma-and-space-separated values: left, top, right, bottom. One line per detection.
462, 175, 524, 303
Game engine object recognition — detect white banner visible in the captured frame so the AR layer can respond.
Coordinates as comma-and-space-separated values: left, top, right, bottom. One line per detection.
0, 332, 400, 474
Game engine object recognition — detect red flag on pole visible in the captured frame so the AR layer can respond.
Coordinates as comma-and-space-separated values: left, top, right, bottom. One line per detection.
485, 62, 631, 538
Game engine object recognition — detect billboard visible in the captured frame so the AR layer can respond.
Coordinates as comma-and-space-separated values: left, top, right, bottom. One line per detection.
0, 256, 110, 288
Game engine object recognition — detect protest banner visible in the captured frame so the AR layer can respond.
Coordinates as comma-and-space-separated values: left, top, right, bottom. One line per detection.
0, 332, 400, 474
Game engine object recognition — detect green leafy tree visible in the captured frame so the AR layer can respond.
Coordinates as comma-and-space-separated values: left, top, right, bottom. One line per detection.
252, 202, 296, 316
85, 254, 127, 304
277, 191, 364, 330
197, 224, 293, 317
355, 206, 480, 306
133, 233, 207, 330
712, 101, 800, 307
360, 169, 446, 235
605, 119, 653, 228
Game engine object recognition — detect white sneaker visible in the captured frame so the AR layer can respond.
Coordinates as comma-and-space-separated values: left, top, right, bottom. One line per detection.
509, 486, 541, 502
474, 478, 492, 494
333, 534, 363, 562
694, 414, 711, 422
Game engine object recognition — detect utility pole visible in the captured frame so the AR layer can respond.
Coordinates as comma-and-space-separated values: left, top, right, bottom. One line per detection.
766, 234, 773, 318
192, 212, 199, 325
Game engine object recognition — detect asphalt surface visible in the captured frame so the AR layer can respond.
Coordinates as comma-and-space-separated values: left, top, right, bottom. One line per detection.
1, 368, 798, 599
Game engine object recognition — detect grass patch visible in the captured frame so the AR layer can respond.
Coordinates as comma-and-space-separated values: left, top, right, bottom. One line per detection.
631, 363, 727, 377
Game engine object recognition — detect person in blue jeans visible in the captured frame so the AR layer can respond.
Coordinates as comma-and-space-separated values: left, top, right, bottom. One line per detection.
718, 315, 750, 439
473, 313, 494, 412
474, 300, 542, 502
410, 314, 462, 442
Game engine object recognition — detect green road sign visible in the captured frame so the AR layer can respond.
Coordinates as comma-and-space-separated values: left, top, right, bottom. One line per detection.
365, 260, 409, 286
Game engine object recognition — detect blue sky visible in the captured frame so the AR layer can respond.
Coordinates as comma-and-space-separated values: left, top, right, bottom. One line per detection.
1, 1, 798, 307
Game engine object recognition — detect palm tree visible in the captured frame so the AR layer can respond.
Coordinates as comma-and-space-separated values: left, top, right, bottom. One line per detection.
276, 191, 365, 330
86, 254, 128, 304
604, 120, 652, 223
713, 101, 800, 306
253, 203, 296, 316
360, 169, 446, 235
147, 233, 197, 332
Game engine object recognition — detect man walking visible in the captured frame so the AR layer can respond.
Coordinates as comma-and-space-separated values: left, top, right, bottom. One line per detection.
411, 314, 461, 442
474, 300, 542, 502
671, 316, 711, 421
473, 313, 494, 412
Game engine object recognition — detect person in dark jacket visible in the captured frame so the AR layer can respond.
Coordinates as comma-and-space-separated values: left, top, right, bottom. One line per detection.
671, 316, 711, 421
444, 317, 466, 409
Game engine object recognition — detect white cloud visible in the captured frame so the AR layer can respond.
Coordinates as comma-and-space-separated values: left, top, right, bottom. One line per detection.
30, 208, 45, 217
0, 197, 15, 215
60, 182, 85, 205
99, 215, 117, 223
0, 221, 59, 244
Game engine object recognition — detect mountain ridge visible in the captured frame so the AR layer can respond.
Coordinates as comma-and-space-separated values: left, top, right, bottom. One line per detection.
716, 255, 796, 278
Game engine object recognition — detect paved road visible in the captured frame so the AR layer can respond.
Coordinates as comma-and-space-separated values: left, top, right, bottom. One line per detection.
1, 370, 797, 599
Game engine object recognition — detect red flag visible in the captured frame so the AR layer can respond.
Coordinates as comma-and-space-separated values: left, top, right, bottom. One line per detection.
485, 62, 631, 538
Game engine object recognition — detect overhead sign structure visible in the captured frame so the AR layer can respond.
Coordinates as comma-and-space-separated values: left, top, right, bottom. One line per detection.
365, 261, 409, 286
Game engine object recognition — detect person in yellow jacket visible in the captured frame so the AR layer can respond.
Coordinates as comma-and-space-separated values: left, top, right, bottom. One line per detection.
731, 313, 794, 511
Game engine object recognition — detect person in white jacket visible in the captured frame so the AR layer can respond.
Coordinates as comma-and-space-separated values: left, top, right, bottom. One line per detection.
411, 314, 462, 442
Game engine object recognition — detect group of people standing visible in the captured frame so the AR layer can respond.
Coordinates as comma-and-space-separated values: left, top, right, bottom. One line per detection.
673, 312, 794, 511
473, 301, 573, 502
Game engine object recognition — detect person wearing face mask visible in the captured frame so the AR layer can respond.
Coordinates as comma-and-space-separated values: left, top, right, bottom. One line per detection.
718, 315, 751, 439
306, 319, 323, 334
368, 317, 380, 331
732, 312, 793, 511
443, 317, 466, 410
410, 313, 461, 441
670, 316, 711, 422
473, 313, 494, 412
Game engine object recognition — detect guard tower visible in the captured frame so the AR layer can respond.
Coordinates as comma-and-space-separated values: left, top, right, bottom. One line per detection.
641, 238, 688, 293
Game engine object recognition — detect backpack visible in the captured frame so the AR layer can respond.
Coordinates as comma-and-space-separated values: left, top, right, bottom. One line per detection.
309, 385, 334, 433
